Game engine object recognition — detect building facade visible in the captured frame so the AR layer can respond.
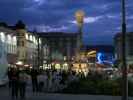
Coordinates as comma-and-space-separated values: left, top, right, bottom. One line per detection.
0, 22, 43, 69
114, 32, 133, 72
38, 32, 78, 70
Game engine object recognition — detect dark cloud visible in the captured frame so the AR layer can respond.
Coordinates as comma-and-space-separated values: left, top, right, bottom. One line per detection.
0, 0, 133, 45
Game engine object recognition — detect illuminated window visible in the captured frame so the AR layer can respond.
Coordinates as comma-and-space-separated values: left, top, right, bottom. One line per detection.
30, 35, 32, 41
13, 36, 17, 45
25, 33, 28, 40
7, 35, 12, 53
55, 63, 61, 69
39, 38, 41, 44
33, 36, 36, 43
7, 35, 11, 44
0, 32, 5, 42
63, 63, 68, 70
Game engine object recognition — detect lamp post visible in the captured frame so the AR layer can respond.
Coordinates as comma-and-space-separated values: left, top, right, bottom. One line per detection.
75, 10, 84, 72
121, 0, 128, 100
75, 10, 84, 41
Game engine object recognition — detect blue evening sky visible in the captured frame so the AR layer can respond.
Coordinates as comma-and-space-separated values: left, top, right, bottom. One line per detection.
0, 0, 133, 45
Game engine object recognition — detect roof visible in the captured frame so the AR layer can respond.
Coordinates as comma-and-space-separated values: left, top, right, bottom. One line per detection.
37, 32, 78, 37
0, 26, 17, 35
114, 32, 133, 39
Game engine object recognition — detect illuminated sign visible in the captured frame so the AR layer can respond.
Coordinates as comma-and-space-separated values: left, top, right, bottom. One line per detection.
96, 52, 114, 64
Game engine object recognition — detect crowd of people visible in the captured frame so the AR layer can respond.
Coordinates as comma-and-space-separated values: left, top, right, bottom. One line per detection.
7, 67, 80, 100
7, 67, 29, 100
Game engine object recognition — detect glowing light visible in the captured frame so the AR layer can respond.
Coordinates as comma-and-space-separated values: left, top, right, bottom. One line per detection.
55, 63, 61, 69
64, 56, 66, 61
88, 54, 96, 57
7, 35, 11, 44
16, 61, 23, 65
97, 53, 103, 64
30, 66, 32, 69
97, 52, 114, 65
87, 50, 96, 55
0, 32, 5, 42
63, 63, 68, 70
75, 10, 84, 27
13, 36, 16, 45
39, 66, 43, 68
24, 64, 29, 67
29, 35, 32, 41
39, 38, 41, 44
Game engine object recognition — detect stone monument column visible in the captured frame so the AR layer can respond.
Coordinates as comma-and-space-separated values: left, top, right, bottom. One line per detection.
16, 21, 27, 65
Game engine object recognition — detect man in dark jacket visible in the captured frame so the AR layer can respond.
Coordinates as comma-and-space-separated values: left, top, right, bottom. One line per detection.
30, 69, 38, 93
10, 68, 19, 100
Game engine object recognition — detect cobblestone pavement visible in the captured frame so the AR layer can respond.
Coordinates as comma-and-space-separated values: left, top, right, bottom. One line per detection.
0, 86, 133, 100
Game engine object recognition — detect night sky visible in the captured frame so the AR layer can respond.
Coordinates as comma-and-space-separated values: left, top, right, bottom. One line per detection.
0, 0, 133, 45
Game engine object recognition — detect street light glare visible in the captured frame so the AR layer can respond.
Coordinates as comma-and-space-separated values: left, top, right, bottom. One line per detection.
16, 61, 23, 65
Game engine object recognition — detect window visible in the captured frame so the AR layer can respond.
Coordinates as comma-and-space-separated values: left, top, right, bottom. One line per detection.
0, 32, 5, 42
39, 38, 41, 44
30, 35, 32, 41
13, 36, 16, 45
25, 33, 28, 40
7, 35, 11, 44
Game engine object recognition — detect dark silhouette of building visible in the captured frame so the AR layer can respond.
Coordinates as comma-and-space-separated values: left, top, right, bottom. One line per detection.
114, 32, 133, 69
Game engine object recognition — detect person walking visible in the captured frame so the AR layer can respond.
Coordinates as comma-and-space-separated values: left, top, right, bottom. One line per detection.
38, 72, 45, 92
30, 69, 38, 93
19, 70, 28, 100
7, 67, 12, 89
10, 68, 19, 100
47, 70, 52, 92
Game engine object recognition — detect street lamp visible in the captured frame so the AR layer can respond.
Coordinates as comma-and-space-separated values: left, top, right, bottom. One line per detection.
75, 10, 85, 73
121, 0, 128, 100
75, 10, 84, 55
75, 10, 84, 34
